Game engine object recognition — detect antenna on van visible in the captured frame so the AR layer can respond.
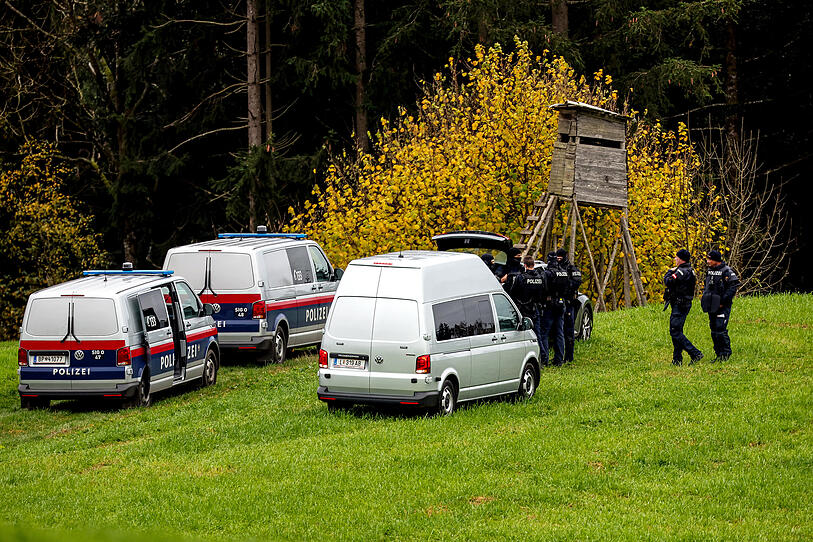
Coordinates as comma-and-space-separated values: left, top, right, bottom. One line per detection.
398, 249, 403, 258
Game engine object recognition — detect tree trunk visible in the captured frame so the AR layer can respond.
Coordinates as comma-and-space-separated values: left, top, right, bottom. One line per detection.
353, 0, 369, 153
264, 3, 272, 143
724, 17, 739, 143
247, 0, 262, 231
551, 0, 568, 37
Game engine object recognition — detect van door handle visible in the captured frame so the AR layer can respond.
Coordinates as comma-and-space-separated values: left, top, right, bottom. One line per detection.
317, 284, 323, 290
185, 322, 192, 329
491, 337, 499, 342
311, 285, 317, 291
500, 335, 507, 341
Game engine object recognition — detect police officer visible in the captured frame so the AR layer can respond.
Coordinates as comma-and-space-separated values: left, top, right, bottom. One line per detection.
481, 253, 499, 276
664, 249, 703, 366
500, 247, 524, 293
701, 250, 740, 362
509, 255, 546, 353
539, 251, 567, 366
555, 248, 582, 364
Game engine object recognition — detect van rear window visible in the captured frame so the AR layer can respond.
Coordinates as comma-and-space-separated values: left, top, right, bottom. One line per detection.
26, 297, 118, 337
210, 253, 254, 290
166, 253, 207, 290
373, 299, 419, 341
327, 297, 375, 340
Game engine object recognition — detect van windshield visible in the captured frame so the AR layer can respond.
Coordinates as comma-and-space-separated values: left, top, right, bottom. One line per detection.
167, 252, 254, 291
26, 297, 119, 337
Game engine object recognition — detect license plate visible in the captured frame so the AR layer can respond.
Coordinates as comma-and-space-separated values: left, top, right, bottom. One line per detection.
31, 354, 68, 365
332, 357, 365, 370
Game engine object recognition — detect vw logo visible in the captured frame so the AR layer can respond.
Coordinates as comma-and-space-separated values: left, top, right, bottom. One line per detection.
212, 303, 221, 313
374, 356, 384, 365
74, 350, 84, 360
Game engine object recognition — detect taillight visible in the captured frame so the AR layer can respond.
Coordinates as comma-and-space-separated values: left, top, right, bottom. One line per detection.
18, 348, 28, 366
252, 301, 267, 319
416, 354, 430, 374
318, 349, 328, 368
116, 347, 131, 366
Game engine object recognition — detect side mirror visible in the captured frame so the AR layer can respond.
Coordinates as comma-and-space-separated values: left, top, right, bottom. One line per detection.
331, 268, 344, 281
203, 303, 214, 316
521, 317, 533, 331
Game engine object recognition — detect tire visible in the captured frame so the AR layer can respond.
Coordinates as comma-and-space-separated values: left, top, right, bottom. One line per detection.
20, 396, 50, 410
124, 371, 152, 408
516, 362, 538, 401
436, 380, 457, 416
271, 326, 288, 363
577, 308, 593, 341
199, 348, 218, 388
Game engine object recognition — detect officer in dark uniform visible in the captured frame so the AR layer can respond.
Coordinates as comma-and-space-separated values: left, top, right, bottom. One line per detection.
499, 247, 524, 293
509, 255, 546, 353
701, 250, 740, 361
481, 253, 499, 276
539, 251, 566, 366
555, 248, 582, 364
664, 249, 703, 366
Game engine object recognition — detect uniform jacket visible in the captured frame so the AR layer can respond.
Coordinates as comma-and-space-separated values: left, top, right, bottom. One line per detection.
510, 268, 547, 316
701, 262, 740, 313
558, 257, 583, 300
663, 262, 696, 305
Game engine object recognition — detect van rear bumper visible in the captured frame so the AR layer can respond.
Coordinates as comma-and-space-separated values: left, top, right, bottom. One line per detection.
317, 386, 438, 408
18, 382, 140, 399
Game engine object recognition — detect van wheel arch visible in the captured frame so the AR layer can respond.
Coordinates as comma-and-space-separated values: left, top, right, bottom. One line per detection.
436, 376, 458, 416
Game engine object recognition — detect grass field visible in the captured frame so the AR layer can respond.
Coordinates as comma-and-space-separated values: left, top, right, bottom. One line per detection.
0, 294, 811, 541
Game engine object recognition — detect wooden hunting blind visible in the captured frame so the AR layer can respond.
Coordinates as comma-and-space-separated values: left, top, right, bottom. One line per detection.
548, 101, 629, 209
516, 101, 647, 309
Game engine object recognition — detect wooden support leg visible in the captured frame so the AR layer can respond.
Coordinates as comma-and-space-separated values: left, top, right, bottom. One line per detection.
620, 210, 647, 306
573, 200, 606, 312
568, 201, 577, 261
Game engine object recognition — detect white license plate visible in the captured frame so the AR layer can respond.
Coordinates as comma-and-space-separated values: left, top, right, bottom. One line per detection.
332, 357, 365, 370
32, 354, 68, 365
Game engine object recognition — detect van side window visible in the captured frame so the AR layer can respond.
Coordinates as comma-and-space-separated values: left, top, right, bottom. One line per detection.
175, 281, 201, 319
138, 289, 170, 332
286, 247, 313, 284
262, 250, 294, 287
493, 293, 519, 332
127, 297, 144, 334
308, 245, 331, 282
433, 299, 468, 341
462, 295, 495, 336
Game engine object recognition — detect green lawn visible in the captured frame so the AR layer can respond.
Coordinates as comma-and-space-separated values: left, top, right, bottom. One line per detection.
1, 294, 811, 541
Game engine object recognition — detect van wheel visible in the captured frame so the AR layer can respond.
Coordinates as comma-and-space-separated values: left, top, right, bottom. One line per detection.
578, 308, 593, 341
436, 380, 457, 416
516, 362, 537, 401
21, 396, 50, 410
124, 371, 152, 408
271, 327, 287, 363
200, 349, 218, 388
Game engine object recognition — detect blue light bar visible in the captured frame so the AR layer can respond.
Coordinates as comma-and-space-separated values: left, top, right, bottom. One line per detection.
83, 270, 174, 276
217, 233, 307, 239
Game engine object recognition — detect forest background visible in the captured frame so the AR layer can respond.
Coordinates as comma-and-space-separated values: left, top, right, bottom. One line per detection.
1, 0, 810, 339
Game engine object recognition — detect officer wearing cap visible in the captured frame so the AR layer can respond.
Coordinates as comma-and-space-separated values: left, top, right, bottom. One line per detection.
509, 255, 546, 353
664, 249, 703, 366
701, 250, 740, 361
555, 248, 582, 364
539, 251, 566, 366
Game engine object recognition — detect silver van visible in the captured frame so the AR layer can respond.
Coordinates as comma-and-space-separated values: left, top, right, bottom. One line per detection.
163, 230, 341, 362
317, 251, 540, 415
17, 266, 219, 409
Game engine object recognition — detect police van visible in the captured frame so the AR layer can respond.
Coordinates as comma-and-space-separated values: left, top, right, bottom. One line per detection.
163, 229, 342, 362
17, 265, 219, 409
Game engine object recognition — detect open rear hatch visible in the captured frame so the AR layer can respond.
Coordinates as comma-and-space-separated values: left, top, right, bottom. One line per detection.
432, 231, 514, 253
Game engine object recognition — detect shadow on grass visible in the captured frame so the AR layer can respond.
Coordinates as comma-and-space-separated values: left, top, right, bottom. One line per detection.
323, 393, 522, 420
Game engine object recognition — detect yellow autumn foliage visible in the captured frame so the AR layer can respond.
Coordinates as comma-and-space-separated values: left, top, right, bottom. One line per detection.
288, 39, 724, 308
0, 141, 108, 338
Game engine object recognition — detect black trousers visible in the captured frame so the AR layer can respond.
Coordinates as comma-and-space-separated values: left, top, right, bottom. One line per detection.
563, 300, 576, 362
709, 305, 733, 358
670, 301, 701, 362
541, 304, 565, 365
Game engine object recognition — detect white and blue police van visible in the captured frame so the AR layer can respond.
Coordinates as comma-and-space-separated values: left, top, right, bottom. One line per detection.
163, 228, 342, 362
17, 265, 219, 409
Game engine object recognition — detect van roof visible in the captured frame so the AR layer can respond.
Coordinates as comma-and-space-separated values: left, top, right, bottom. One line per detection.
345, 251, 502, 303
29, 274, 175, 299
165, 236, 314, 254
